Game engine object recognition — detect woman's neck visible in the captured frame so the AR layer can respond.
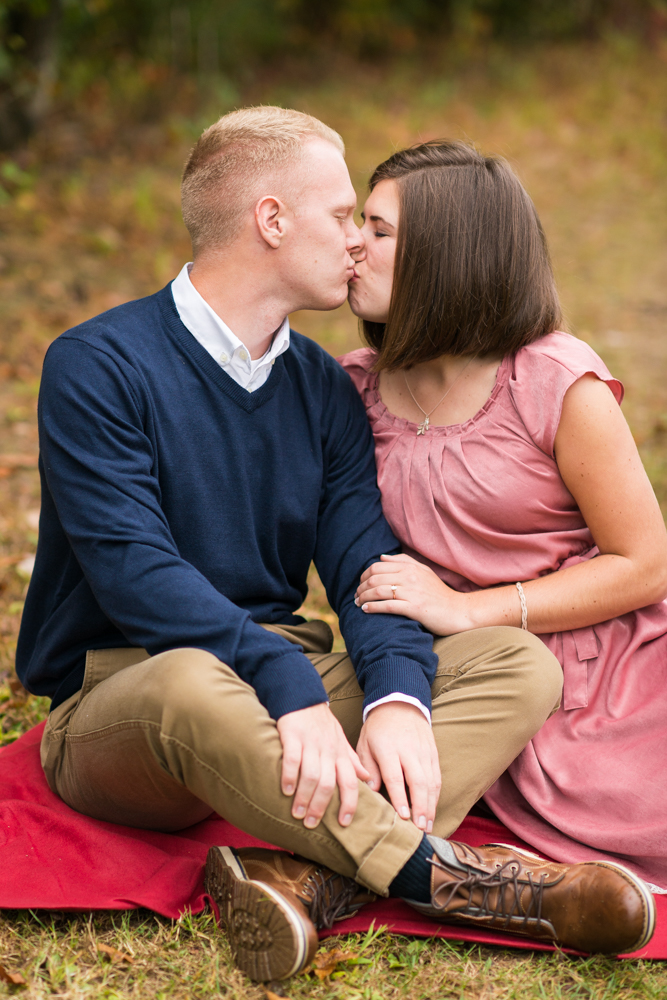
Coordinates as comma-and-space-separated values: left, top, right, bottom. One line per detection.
377, 353, 503, 430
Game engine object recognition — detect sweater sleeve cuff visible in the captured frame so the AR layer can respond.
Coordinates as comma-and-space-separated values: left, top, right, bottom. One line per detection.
361, 657, 432, 717
252, 651, 329, 721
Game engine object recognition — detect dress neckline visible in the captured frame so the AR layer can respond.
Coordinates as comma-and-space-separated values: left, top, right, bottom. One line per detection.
366, 353, 512, 437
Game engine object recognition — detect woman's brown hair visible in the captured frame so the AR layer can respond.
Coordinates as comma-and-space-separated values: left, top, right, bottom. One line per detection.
363, 140, 562, 370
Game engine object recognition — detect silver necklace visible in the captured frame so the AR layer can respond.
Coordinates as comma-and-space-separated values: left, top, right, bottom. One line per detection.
403, 357, 475, 435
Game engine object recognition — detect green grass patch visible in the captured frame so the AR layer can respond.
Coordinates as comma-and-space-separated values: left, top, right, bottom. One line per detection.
0, 910, 666, 998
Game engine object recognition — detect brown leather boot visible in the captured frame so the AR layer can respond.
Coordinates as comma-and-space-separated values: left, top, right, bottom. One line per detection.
204, 846, 376, 981
407, 838, 656, 955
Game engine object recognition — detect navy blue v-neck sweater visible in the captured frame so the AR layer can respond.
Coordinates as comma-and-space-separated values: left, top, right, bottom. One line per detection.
17, 286, 438, 718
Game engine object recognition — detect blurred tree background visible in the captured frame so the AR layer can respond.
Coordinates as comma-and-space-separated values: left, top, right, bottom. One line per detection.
0, 0, 664, 148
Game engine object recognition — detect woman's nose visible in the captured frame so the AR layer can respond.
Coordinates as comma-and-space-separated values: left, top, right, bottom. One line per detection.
347, 222, 366, 262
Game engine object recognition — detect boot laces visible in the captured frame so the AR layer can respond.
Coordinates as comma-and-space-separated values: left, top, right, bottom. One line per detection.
298, 869, 360, 930
430, 852, 549, 932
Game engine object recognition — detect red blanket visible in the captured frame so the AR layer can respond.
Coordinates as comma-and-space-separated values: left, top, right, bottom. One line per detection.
2, 723, 664, 959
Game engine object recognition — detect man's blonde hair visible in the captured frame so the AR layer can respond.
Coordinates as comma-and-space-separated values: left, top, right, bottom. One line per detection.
181, 105, 345, 255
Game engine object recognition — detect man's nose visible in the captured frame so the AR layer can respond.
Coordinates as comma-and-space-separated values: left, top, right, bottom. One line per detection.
347, 221, 366, 262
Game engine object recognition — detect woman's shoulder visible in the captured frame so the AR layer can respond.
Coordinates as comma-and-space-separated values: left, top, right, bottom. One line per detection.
508, 331, 624, 456
516, 331, 618, 383
337, 347, 378, 395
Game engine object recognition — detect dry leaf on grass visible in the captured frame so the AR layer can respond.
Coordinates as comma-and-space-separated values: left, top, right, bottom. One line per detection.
0, 964, 26, 987
310, 947, 358, 980
6, 675, 29, 707
97, 943, 134, 964
7, 676, 28, 699
263, 983, 291, 999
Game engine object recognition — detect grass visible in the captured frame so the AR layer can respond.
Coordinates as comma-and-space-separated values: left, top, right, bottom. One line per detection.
0, 38, 665, 997
0, 911, 666, 999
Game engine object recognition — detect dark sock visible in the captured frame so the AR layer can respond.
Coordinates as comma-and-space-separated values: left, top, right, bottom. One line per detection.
388, 833, 433, 902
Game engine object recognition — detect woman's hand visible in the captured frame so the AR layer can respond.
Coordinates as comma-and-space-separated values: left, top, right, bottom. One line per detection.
355, 552, 471, 634
356, 376, 667, 639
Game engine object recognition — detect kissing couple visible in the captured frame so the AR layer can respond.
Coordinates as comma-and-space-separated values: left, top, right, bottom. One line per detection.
20, 106, 667, 981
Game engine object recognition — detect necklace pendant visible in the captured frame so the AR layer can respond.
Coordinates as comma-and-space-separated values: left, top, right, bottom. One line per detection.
417, 416, 429, 436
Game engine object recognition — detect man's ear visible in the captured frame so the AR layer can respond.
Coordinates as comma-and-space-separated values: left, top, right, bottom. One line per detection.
255, 195, 287, 249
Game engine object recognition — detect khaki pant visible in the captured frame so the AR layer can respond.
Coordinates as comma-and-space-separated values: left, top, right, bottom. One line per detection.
41, 623, 561, 895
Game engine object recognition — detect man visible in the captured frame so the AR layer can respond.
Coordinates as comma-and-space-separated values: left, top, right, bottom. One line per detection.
18, 107, 654, 981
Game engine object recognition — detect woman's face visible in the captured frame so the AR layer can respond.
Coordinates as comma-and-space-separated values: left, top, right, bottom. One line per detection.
347, 178, 399, 324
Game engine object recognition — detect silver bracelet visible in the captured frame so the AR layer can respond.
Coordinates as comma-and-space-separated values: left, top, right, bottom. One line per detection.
515, 581, 528, 630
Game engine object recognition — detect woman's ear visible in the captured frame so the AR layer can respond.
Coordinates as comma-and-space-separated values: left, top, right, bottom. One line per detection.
255, 195, 287, 249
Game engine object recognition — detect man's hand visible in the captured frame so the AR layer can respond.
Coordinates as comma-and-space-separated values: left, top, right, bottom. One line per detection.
357, 701, 441, 833
277, 703, 370, 830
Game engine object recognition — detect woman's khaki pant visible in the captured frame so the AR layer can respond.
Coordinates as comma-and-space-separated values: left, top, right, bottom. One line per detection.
40, 622, 562, 895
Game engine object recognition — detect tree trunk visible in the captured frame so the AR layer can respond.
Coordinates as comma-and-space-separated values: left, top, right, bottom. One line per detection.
0, 0, 62, 151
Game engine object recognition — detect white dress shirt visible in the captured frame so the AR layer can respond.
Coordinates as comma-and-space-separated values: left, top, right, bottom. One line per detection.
171, 263, 290, 392
171, 262, 430, 725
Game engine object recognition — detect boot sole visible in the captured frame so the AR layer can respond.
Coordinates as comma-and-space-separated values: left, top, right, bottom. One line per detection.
491, 844, 656, 953
204, 846, 312, 981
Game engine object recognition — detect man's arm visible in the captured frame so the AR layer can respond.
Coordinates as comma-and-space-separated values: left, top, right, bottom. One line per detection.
314, 364, 441, 831
314, 368, 438, 714
39, 335, 328, 721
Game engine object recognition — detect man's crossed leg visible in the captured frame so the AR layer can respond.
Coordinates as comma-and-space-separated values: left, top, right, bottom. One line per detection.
40, 623, 655, 979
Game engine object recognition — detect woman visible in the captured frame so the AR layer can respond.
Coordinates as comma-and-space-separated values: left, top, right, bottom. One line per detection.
341, 140, 667, 891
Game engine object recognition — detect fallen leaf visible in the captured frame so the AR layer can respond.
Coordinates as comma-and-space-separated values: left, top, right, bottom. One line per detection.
7, 675, 29, 704
0, 964, 26, 986
263, 979, 291, 998
310, 947, 358, 979
97, 943, 134, 964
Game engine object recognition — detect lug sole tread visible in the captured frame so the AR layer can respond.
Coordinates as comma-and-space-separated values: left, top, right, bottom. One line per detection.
204, 846, 310, 981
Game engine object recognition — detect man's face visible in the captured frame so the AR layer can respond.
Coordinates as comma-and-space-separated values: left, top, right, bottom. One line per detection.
279, 139, 365, 311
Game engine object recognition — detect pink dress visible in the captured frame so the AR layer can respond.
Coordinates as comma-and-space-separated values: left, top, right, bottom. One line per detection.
340, 332, 667, 891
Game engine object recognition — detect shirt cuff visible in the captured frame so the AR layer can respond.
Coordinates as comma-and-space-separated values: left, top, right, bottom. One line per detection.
362, 693, 432, 726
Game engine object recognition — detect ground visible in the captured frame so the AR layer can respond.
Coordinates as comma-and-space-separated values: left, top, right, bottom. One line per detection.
0, 39, 665, 998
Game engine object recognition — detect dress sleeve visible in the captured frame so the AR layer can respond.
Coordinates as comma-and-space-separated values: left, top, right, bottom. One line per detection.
508, 331, 624, 457
337, 348, 378, 407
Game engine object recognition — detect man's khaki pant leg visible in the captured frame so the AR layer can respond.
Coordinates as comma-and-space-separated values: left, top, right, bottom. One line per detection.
40, 622, 561, 895
40, 628, 420, 896
309, 625, 563, 839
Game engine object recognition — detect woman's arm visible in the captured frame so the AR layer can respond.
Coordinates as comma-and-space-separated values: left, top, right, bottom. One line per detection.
355, 374, 667, 634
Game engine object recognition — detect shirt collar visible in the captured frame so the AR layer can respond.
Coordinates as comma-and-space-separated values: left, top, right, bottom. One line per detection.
171, 262, 290, 368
